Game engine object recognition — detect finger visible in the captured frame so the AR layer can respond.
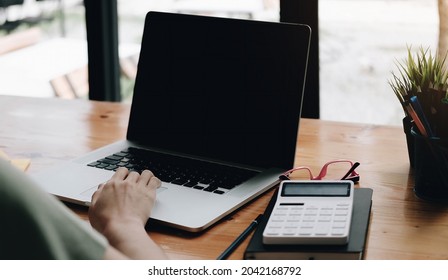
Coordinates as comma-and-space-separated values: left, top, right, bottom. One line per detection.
138, 170, 154, 185
97, 182, 106, 189
112, 167, 129, 181
148, 175, 161, 189
125, 170, 140, 183
91, 187, 102, 205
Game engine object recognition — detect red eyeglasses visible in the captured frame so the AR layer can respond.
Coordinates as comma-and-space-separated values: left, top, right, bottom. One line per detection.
280, 160, 360, 183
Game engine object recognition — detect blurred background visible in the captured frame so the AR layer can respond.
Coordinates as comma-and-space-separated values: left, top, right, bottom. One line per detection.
0, 0, 444, 126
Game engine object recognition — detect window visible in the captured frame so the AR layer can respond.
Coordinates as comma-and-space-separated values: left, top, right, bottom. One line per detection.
0, 0, 88, 99
319, 0, 439, 125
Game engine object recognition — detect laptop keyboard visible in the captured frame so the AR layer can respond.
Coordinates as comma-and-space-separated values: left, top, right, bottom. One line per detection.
87, 147, 259, 195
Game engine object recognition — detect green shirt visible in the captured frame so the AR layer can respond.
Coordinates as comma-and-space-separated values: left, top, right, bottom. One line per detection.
0, 158, 107, 259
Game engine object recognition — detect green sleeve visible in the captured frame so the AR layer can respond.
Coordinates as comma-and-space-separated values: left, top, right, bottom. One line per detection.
0, 158, 107, 259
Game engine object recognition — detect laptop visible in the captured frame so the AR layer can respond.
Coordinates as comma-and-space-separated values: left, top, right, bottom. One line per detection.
31, 11, 311, 232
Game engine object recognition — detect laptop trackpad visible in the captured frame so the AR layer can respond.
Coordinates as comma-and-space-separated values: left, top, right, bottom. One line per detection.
79, 185, 168, 200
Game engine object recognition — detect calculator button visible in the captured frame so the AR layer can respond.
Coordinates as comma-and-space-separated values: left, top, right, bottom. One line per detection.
334, 210, 348, 216
268, 221, 285, 228
302, 218, 316, 223
337, 203, 350, 207
304, 212, 318, 217
285, 221, 300, 227
300, 221, 315, 227
333, 216, 347, 222
298, 227, 313, 235
283, 227, 298, 235
273, 211, 288, 216
265, 227, 282, 235
319, 209, 333, 216
318, 216, 331, 222
331, 228, 346, 235
315, 224, 330, 235
332, 222, 346, 228
290, 209, 303, 215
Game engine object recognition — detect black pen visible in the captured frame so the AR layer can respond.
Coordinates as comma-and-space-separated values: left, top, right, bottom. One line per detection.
217, 214, 264, 260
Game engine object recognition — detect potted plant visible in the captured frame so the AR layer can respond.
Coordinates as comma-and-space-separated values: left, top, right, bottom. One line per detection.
389, 46, 448, 201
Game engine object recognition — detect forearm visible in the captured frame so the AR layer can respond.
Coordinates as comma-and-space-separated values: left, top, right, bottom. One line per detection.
102, 219, 167, 260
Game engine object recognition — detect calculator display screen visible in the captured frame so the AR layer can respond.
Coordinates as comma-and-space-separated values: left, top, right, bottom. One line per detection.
282, 182, 351, 197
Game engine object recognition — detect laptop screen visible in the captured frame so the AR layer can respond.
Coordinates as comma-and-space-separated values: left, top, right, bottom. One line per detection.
127, 12, 310, 170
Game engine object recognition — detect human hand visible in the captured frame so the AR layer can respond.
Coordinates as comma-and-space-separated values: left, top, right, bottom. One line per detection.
89, 167, 161, 236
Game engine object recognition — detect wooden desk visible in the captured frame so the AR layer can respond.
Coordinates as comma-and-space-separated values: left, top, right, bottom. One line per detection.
2, 95, 448, 259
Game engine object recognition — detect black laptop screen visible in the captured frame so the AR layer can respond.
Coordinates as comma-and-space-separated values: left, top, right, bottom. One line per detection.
127, 12, 310, 170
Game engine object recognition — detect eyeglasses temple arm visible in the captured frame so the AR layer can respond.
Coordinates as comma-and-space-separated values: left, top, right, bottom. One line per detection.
280, 167, 313, 180
341, 162, 360, 180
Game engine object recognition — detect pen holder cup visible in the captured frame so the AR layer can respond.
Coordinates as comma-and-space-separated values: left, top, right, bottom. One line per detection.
411, 127, 448, 202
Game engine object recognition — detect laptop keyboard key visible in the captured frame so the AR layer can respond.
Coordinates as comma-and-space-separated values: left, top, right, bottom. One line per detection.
183, 181, 198, 187
99, 158, 120, 165
97, 163, 109, 168
171, 179, 188, 185
204, 185, 218, 192
114, 152, 128, 157
218, 184, 236, 190
105, 165, 117, 170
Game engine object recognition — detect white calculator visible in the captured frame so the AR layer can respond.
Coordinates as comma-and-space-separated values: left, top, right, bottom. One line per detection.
263, 180, 354, 245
